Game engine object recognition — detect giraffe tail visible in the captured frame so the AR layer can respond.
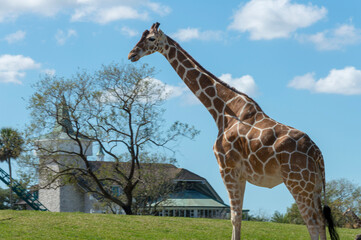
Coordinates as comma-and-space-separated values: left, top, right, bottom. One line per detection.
317, 155, 339, 240
323, 205, 339, 240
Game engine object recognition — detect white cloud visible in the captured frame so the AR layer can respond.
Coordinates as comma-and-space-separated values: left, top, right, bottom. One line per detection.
297, 24, 361, 50
0, 0, 170, 24
120, 26, 139, 37
72, 5, 147, 24
42, 68, 56, 76
171, 28, 222, 42
4, 30, 26, 43
102, 77, 186, 104
219, 73, 259, 97
288, 66, 361, 95
229, 0, 327, 40
146, 78, 186, 100
0, 54, 41, 84
55, 29, 77, 45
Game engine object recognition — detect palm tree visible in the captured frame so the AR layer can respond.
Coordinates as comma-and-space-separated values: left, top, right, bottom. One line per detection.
0, 128, 24, 209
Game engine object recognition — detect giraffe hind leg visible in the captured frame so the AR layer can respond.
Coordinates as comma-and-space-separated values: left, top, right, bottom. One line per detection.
281, 166, 326, 240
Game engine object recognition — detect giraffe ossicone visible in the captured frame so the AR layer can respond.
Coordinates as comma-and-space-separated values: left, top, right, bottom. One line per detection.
128, 22, 339, 240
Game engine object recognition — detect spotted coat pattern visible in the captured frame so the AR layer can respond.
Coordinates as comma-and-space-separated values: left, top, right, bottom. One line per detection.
128, 23, 329, 240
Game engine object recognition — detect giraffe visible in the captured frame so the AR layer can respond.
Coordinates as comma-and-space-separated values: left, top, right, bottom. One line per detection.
128, 22, 339, 240
344, 208, 361, 229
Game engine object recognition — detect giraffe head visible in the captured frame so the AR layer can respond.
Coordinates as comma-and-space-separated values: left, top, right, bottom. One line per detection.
343, 208, 352, 216
128, 22, 166, 62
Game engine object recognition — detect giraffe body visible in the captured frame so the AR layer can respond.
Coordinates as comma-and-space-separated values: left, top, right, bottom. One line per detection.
128, 23, 338, 240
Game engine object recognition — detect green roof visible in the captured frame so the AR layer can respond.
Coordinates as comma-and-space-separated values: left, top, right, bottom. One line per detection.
158, 190, 229, 208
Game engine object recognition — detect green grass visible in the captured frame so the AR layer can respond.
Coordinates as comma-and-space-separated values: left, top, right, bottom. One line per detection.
0, 210, 359, 240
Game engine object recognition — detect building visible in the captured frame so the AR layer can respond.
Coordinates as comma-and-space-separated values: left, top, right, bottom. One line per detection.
30, 98, 236, 218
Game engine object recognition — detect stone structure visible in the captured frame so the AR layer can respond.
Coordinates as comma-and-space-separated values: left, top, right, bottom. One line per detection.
36, 97, 93, 212
128, 23, 338, 240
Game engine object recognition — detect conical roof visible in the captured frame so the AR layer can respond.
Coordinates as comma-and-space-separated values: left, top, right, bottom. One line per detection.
39, 95, 89, 141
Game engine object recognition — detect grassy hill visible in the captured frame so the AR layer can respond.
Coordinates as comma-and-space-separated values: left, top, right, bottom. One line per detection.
0, 210, 359, 240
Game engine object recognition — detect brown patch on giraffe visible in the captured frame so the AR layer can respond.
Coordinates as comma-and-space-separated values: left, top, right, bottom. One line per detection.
168, 47, 176, 59
213, 98, 224, 113
308, 160, 316, 172
182, 59, 194, 69
186, 69, 199, 81
286, 179, 298, 188
209, 109, 218, 120
236, 137, 251, 159
231, 98, 247, 116
305, 182, 315, 192
199, 74, 213, 89
177, 65, 185, 78
185, 70, 200, 92
225, 174, 236, 184
249, 154, 264, 175
276, 152, 290, 164
165, 45, 169, 50
217, 116, 224, 129
302, 170, 310, 181
177, 51, 187, 62
292, 186, 303, 195
170, 60, 179, 69
297, 136, 311, 152
264, 157, 279, 175
199, 92, 212, 108
218, 140, 232, 154
238, 124, 251, 136
243, 161, 252, 174
300, 180, 306, 188
260, 129, 277, 146
225, 130, 237, 143
255, 118, 277, 129
239, 103, 257, 124
205, 87, 216, 98
215, 83, 236, 100
274, 124, 290, 138
289, 172, 302, 180
225, 150, 241, 168
274, 136, 297, 153
256, 147, 274, 162
289, 129, 305, 141
255, 112, 264, 122
247, 128, 261, 140
249, 139, 262, 152
224, 168, 231, 175
309, 173, 316, 183
291, 152, 308, 169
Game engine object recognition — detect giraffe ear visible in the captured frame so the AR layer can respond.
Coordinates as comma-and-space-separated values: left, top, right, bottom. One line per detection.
151, 22, 160, 32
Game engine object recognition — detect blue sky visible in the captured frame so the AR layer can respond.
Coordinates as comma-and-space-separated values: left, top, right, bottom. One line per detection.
0, 0, 360, 216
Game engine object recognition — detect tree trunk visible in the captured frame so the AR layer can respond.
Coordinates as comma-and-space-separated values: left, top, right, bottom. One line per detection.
8, 157, 13, 210
122, 205, 133, 215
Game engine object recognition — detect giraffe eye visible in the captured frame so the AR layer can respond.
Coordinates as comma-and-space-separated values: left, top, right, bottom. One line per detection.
148, 37, 156, 42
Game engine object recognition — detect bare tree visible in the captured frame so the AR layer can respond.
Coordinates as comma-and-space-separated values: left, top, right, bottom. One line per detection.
25, 63, 199, 214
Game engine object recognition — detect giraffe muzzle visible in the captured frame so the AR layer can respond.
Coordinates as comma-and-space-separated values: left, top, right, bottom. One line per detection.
128, 52, 138, 62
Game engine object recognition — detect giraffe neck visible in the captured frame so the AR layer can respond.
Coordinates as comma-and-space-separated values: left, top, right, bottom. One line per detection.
161, 36, 264, 129
350, 211, 361, 226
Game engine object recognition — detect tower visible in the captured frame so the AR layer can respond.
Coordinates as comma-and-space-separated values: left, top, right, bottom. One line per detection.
36, 97, 93, 212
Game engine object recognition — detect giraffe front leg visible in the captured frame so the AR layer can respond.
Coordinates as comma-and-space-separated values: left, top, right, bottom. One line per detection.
218, 164, 246, 240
